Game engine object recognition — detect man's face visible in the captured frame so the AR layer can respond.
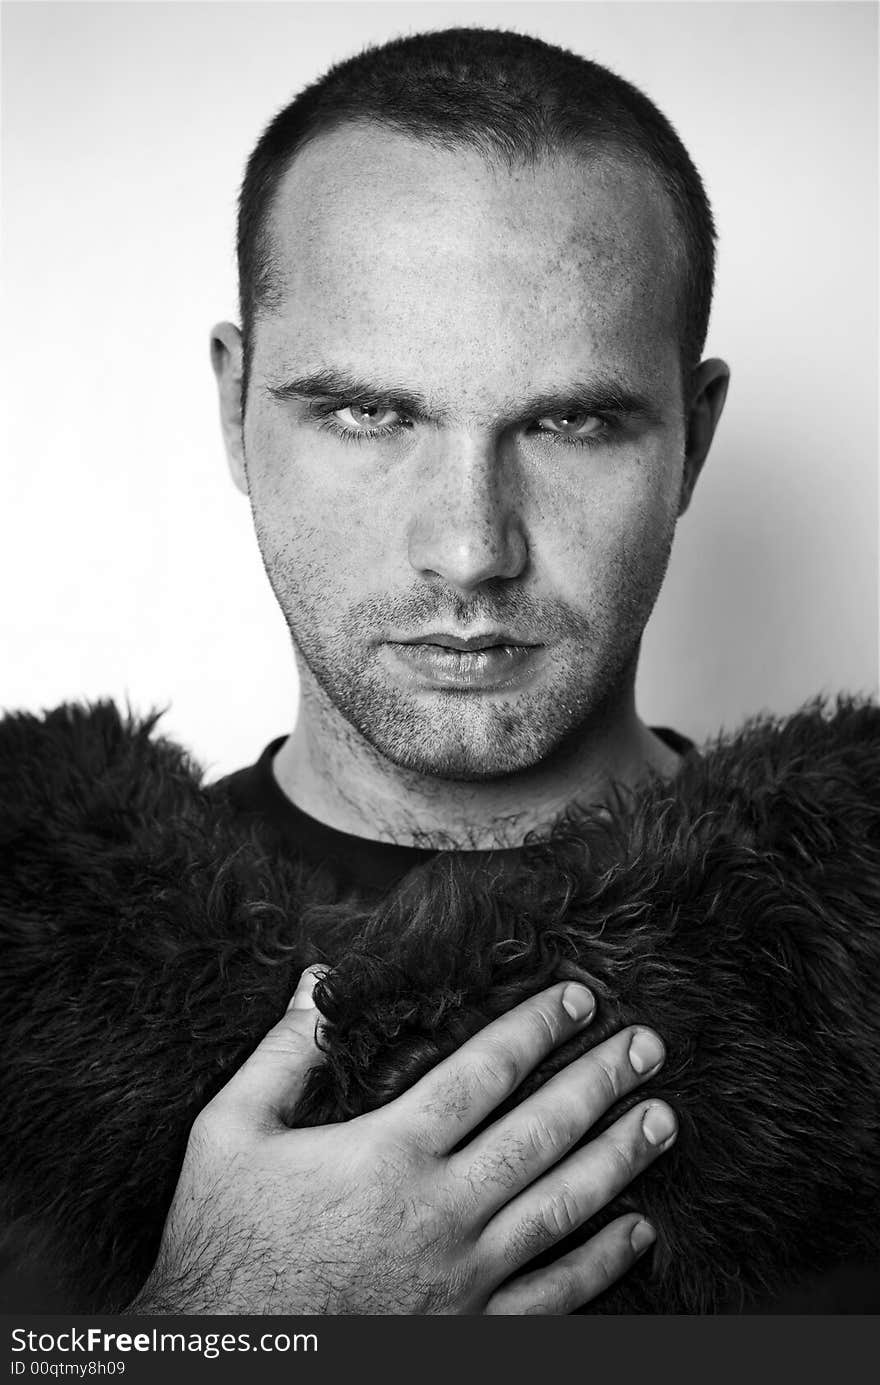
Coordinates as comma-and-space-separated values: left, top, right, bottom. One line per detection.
241, 125, 689, 781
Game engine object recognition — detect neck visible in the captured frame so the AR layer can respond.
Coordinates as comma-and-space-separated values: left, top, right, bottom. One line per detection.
272, 664, 681, 851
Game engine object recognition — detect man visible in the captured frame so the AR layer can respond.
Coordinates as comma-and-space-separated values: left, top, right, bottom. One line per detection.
134, 26, 726, 1313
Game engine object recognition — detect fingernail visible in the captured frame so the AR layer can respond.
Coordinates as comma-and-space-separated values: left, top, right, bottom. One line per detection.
287, 965, 327, 1012
629, 1029, 665, 1074
561, 983, 596, 1023
630, 1220, 657, 1255
642, 1104, 677, 1148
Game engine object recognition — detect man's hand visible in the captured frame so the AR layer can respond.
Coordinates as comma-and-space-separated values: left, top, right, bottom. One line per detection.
127, 968, 676, 1315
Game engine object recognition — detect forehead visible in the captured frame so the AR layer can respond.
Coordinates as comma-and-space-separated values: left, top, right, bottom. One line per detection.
257, 124, 682, 400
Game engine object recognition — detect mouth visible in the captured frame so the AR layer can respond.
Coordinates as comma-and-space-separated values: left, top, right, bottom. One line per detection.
401, 631, 538, 653
385, 634, 544, 691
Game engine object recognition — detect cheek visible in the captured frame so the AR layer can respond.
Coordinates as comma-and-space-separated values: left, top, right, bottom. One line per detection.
244, 413, 393, 584
538, 454, 681, 605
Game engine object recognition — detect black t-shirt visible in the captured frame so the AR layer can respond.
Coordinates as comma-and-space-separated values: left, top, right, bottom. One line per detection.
210, 725, 697, 900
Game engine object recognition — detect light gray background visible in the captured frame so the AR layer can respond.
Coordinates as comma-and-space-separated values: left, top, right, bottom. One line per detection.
2, 0, 877, 774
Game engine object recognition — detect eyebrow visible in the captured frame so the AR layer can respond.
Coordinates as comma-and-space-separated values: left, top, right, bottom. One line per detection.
265, 367, 666, 427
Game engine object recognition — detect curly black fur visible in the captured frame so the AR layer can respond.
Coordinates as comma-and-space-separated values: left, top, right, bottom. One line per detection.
0, 696, 879, 1313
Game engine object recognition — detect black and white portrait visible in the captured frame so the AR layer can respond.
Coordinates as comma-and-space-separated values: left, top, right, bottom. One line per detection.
1, 1, 878, 1321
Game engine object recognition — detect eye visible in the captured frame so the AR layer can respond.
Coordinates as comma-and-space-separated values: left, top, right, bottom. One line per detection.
331, 403, 403, 432
534, 412, 607, 441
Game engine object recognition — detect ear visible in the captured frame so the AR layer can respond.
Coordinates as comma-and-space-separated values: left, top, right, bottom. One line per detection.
678, 358, 730, 516
210, 322, 248, 495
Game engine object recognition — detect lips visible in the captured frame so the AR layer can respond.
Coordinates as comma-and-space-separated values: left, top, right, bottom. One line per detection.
402, 632, 535, 652
385, 637, 543, 691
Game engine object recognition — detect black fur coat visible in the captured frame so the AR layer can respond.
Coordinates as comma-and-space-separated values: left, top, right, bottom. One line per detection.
1, 697, 879, 1314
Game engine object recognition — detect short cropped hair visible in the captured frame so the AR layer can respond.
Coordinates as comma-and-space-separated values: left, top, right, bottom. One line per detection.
237, 27, 716, 398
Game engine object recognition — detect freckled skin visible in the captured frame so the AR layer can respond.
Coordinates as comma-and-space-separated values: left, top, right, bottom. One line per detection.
214, 124, 728, 846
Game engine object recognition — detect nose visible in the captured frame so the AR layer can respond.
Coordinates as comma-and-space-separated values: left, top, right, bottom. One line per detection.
406, 430, 528, 593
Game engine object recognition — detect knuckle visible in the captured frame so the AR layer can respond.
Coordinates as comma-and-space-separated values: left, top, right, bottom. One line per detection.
367, 1129, 434, 1201
527, 1000, 563, 1052
506, 1186, 583, 1268
535, 1265, 579, 1314
260, 1017, 311, 1060
474, 1142, 527, 1194
592, 1052, 623, 1107
505, 1213, 551, 1267
476, 1039, 522, 1097
522, 1112, 565, 1162
418, 1070, 474, 1131
607, 1134, 638, 1183
585, 1241, 621, 1293
543, 1184, 583, 1241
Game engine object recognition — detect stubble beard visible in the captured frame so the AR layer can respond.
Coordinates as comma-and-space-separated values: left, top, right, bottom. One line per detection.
253, 501, 673, 786
258, 555, 674, 785
298, 644, 629, 783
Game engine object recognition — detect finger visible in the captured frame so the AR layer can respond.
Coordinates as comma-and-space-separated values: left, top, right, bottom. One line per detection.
214, 967, 330, 1126
385, 982, 597, 1155
451, 1025, 667, 1213
287, 963, 330, 1011
479, 1097, 677, 1272
484, 1213, 656, 1315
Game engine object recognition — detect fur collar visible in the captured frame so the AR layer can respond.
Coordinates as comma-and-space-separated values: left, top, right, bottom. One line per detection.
1, 697, 879, 1312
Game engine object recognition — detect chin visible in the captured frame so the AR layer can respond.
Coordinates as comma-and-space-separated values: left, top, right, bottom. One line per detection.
371, 741, 540, 783
349, 698, 580, 783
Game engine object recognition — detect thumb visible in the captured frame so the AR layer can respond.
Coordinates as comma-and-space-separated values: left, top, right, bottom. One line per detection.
219, 965, 330, 1126
287, 963, 329, 1012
